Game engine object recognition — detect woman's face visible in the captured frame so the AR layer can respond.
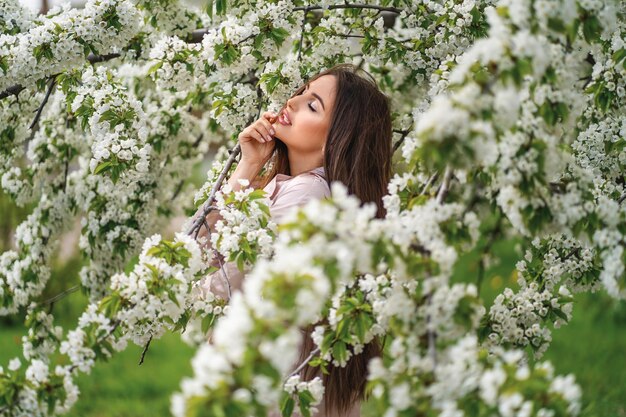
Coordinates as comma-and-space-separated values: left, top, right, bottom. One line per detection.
272, 75, 337, 159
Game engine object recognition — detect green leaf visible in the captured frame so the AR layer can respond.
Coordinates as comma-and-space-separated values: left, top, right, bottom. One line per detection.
354, 313, 367, 343
611, 48, 626, 65
281, 395, 295, 417
147, 61, 163, 75
216, 0, 227, 15
553, 308, 569, 321
94, 161, 112, 174
582, 14, 601, 43
206, 0, 214, 19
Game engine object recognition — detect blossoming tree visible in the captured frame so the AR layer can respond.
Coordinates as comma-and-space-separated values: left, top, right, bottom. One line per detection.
1, 0, 624, 415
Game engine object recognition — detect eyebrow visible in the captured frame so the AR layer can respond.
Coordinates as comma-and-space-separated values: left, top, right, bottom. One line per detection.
305, 84, 326, 111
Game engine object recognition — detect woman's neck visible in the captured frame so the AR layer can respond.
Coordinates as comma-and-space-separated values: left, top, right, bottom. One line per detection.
288, 150, 323, 177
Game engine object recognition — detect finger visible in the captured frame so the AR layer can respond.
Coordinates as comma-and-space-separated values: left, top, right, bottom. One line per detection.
254, 126, 272, 142
263, 111, 278, 123
257, 119, 275, 137
249, 129, 266, 143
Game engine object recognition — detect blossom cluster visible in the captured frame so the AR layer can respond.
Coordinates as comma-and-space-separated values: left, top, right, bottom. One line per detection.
0, 0, 140, 92
484, 283, 573, 358
210, 181, 276, 268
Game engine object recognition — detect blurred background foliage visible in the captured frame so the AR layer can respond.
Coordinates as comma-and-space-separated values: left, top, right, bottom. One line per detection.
1, 176, 625, 416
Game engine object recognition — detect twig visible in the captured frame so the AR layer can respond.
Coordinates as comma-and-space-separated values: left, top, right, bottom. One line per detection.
619, 193, 626, 205
294, 4, 402, 14
29, 77, 57, 129
192, 133, 204, 147
170, 181, 184, 202
66, 320, 121, 374
187, 145, 240, 238
424, 291, 437, 368
216, 248, 232, 300
288, 347, 321, 379
138, 334, 152, 365
63, 148, 70, 193
425, 167, 454, 368
436, 167, 452, 204
0, 84, 23, 100
392, 128, 412, 153
563, 247, 581, 261
420, 172, 438, 196
42, 285, 79, 306
297, 7, 310, 61
476, 215, 502, 296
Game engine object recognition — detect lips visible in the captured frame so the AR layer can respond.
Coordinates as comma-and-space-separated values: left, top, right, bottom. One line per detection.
278, 110, 291, 126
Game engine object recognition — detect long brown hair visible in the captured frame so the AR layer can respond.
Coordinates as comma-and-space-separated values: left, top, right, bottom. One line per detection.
259, 64, 391, 414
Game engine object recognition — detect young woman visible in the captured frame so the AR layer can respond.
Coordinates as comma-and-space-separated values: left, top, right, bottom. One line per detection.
199, 63, 392, 416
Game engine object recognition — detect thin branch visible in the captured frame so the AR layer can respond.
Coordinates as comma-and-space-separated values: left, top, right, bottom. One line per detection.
63, 148, 70, 193
425, 167, 454, 368
288, 347, 320, 379
297, 7, 310, 61
29, 77, 57, 129
436, 167, 453, 204
216, 247, 232, 300
476, 215, 503, 296
0, 84, 24, 100
294, 4, 402, 14
88, 52, 120, 64
563, 247, 581, 261
619, 193, 626, 205
138, 334, 152, 365
392, 128, 412, 152
67, 320, 121, 374
170, 181, 184, 202
187, 144, 240, 238
425, 291, 437, 368
420, 172, 438, 196
192, 133, 204, 147
42, 285, 80, 306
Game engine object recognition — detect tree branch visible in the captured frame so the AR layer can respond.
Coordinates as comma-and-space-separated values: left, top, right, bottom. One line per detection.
297, 7, 310, 60
288, 347, 320, 379
477, 215, 502, 296
436, 167, 453, 204
420, 172, 438, 196
392, 128, 412, 152
29, 77, 57, 130
42, 285, 80, 306
138, 334, 152, 365
294, 4, 402, 14
186, 145, 241, 238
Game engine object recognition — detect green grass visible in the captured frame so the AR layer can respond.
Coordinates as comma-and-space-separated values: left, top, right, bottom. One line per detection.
0, 325, 195, 417
542, 292, 626, 417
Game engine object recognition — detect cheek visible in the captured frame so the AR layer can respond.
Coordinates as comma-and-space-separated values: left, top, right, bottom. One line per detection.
299, 117, 329, 147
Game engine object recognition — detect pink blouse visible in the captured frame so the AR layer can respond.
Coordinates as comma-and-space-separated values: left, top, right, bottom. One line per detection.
262, 166, 331, 223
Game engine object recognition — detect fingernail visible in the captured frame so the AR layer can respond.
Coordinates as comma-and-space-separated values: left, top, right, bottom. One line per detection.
266, 135, 271, 141
270, 128, 275, 135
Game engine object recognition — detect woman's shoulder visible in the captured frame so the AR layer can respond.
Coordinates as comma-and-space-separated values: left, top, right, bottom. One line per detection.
267, 167, 331, 223
282, 167, 330, 197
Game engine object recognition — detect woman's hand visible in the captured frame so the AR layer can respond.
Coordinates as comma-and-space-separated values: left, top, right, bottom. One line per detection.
237, 111, 277, 167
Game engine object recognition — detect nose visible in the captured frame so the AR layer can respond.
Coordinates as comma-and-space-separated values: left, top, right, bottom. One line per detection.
286, 94, 301, 111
